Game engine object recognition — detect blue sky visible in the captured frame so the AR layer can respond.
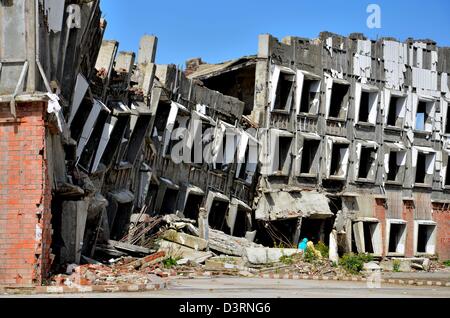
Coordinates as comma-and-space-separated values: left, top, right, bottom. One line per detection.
101, 0, 450, 66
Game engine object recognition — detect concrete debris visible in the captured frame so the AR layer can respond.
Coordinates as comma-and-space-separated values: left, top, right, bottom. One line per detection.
363, 262, 381, 272
52, 251, 169, 287
411, 263, 424, 271
157, 240, 214, 264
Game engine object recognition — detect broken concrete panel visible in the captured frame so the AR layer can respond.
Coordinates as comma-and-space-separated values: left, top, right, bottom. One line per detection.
69, 74, 89, 125
205, 256, 246, 271
255, 191, 333, 221
157, 239, 213, 264
161, 229, 208, 251
380, 259, 412, 272
137, 35, 158, 66
363, 262, 381, 273
244, 248, 299, 265
95, 40, 118, 77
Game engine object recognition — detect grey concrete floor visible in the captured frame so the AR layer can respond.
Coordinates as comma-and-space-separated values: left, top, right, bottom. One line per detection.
2, 277, 449, 298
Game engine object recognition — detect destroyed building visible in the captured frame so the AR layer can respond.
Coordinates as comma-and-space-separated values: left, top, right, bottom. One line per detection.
0, 0, 258, 285
188, 33, 450, 261
0, 0, 449, 286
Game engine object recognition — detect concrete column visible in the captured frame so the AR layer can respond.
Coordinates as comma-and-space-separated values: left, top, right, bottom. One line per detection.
292, 217, 303, 246
138, 35, 158, 65
60, 200, 88, 264
329, 230, 339, 263
198, 207, 209, 241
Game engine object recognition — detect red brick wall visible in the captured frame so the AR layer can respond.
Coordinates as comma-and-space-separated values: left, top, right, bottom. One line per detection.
0, 102, 53, 285
402, 201, 415, 258
432, 204, 450, 261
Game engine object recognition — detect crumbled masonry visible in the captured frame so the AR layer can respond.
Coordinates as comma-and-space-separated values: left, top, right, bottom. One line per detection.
0, 1, 449, 286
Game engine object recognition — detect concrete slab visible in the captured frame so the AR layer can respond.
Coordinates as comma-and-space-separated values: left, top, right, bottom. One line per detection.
205, 256, 245, 271
161, 229, 208, 251
157, 240, 213, 264
244, 248, 300, 265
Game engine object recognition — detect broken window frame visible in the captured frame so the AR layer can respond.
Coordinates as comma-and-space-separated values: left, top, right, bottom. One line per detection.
228, 198, 253, 238
75, 99, 111, 170
154, 178, 180, 215
412, 146, 436, 187
123, 102, 152, 166
180, 184, 205, 220
413, 220, 437, 256
355, 83, 378, 125
162, 101, 190, 159
324, 136, 350, 179
384, 143, 407, 184
385, 219, 407, 256
441, 97, 450, 135
295, 70, 321, 115
265, 129, 294, 176
186, 110, 217, 165
99, 102, 132, 169
355, 140, 378, 182
68, 73, 90, 126
441, 150, 450, 189
205, 191, 231, 234
211, 120, 240, 171
325, 75, 350, 120
413, 94, 436, 133
352, 218, 383, 256
384, 89, 407, 128
235, 130, 259, 184
293, 132, 321, 177
269, 65, 296, 113
91, 101, 132, 172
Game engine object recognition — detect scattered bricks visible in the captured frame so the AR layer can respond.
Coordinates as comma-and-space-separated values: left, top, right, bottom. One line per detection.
122, 251, 166, 270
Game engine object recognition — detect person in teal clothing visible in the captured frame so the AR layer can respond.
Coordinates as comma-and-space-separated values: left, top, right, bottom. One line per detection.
298, 238, 308, 251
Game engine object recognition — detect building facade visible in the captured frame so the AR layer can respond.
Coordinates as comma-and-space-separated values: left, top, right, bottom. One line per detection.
189, 32, 450, 260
